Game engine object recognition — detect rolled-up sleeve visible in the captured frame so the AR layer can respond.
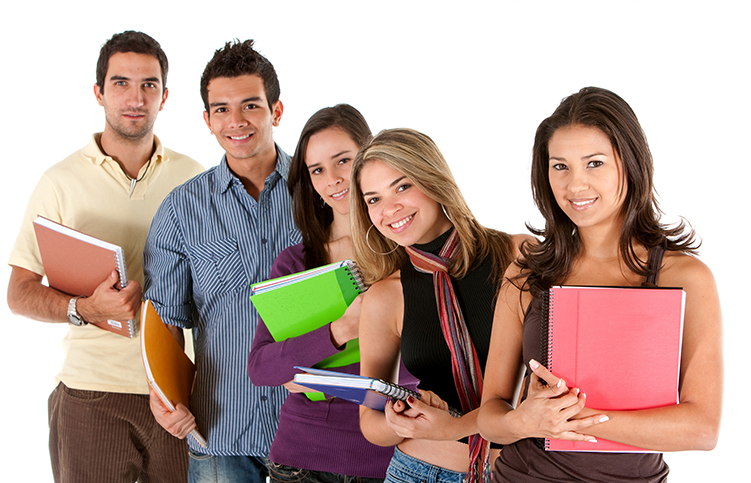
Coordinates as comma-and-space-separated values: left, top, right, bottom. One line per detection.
143, 196, 194, 329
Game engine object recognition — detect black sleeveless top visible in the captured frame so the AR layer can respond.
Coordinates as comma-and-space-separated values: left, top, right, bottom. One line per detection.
400, 230, 496, 416
493, 247, 670, 482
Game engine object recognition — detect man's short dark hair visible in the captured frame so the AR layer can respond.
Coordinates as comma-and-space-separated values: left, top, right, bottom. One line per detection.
96, 31, 168, 94
200, 39, 280, 113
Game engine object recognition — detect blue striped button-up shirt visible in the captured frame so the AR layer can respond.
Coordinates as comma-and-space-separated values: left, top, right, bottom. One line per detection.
144, 146, 301, 456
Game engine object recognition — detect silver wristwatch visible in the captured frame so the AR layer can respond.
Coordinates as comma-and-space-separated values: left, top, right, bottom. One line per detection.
67, 297, 87, 326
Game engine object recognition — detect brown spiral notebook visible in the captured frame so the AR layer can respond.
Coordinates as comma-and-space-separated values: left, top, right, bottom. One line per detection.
33, 215, 136, 337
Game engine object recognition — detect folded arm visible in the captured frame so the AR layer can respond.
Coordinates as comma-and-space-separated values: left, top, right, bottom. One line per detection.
8, 265, 141, 325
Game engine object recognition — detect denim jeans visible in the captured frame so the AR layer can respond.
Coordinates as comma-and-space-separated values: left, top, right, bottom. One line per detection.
385, 448, 466, 483
268, 462, 384, 483
188, 449, 269, 483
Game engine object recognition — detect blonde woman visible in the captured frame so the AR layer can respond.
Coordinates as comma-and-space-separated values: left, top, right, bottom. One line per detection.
350, 128, 529, 483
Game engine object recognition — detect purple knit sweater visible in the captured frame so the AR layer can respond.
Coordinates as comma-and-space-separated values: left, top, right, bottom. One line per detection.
248, 244, 412, 478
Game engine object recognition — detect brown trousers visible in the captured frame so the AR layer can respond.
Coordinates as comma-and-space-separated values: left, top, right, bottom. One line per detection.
48, 383, 188, 483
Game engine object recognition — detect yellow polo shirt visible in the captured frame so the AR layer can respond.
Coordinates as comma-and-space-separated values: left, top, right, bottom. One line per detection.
9, 134, 204, 394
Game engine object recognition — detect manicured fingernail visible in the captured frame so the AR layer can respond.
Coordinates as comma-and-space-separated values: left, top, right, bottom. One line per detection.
599, 416, 610, 423
589, 438, 598, 443
557, 379, 564, 388
407, 396, 415, 404
574, 388, 580, 395
529, 359, 540, 370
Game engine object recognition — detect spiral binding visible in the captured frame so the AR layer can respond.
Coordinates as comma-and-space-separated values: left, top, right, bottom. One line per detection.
375, 379, 463, 418
114, 247, 130, 290
546, 288, 554, 373
540, 288, 554, 451
344, 260, 369, 293
377, 380, 419, 400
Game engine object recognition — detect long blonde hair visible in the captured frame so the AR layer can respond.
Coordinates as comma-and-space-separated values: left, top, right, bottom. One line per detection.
350, 128, 512, 284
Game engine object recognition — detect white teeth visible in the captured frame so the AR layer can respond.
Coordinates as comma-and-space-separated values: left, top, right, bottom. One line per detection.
331, 188, 348, 198
229, 134, 250, 140
390, 215, 413, 229
573, 200, 594, 206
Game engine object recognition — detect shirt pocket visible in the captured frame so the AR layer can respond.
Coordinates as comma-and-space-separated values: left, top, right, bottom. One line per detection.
189, 237, 247, 295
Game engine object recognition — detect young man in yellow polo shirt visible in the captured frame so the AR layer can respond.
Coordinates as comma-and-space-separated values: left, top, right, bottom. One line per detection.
7, 31, 203, 482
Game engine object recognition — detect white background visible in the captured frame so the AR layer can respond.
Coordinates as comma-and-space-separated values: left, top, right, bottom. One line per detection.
1, 0, 747, 480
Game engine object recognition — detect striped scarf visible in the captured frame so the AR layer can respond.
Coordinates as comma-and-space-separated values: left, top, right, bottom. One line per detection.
404, 229, 490, 483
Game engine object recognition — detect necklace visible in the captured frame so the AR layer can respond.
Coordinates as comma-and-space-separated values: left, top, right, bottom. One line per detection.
124, 157, 152, 198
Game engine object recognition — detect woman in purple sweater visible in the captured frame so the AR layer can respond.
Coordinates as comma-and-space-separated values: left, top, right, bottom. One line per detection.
248, 104, 411, 482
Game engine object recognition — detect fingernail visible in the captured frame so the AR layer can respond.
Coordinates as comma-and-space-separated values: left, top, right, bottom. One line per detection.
589, 438, 598, 443
599, 416, 610, 423
557, 379, 563, 388
529, 359, 539, 370
407, 396, 415, 404
575, 388, 580, 395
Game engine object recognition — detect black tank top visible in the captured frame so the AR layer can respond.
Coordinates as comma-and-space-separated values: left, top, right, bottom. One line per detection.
400, 230, 496, 414
494, 247, 670, 482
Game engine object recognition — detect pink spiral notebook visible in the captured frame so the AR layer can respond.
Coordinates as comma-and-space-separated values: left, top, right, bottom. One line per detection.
543, 285, 685, 452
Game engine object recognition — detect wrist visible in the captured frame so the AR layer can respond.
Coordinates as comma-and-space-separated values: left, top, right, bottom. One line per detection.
329, 319, 353, 348
67, 296, 88, 326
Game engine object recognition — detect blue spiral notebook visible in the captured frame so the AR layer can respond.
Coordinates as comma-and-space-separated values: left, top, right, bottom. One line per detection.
293, 367, 462, 417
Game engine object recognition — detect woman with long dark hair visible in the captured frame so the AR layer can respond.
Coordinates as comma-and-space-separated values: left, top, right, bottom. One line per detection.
478, 87, 722, 482
248, 104, 404, 482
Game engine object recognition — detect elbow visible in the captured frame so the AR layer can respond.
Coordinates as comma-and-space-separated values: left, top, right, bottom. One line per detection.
246, 354, 266, 386
246, 350, 281, 387
6, 289, 27, 318
477, 407, 494, 442
690, 399, 723, 451
678, 411, 721, 451
693, 422, 720, 451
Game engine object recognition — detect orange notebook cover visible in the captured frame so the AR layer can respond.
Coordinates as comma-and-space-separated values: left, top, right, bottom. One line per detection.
140, 300, 206, 447
33, 216, 136, 337
543, 285, 685, 453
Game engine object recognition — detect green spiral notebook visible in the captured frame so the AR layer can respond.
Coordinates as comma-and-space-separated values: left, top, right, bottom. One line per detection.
250, 260, 367, 399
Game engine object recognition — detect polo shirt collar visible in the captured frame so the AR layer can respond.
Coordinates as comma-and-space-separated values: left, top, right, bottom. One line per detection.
82, 133, 168, 166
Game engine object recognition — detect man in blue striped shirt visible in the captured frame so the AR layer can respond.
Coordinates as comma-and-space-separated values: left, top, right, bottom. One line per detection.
144, 39, 301, 483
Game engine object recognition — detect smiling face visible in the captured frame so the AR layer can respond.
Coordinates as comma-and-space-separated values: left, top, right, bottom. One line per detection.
547, 124, 627, 233
202, 74, 282, 167
94, 52, 167, 141
359, 160, 452, 246
305, 127, 358, 216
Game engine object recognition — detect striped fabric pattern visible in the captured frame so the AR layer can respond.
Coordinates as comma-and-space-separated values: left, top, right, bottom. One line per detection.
405, 229, 490, 483
144, 147, 301, 457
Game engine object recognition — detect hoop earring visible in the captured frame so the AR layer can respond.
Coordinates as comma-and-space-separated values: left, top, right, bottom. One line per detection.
441, 204, 454, 224
366, 224, 399, 255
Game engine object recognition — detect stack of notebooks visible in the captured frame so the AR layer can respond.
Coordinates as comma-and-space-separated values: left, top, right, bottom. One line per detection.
33, 216, 136, 337
250, 259, 368, 401
293, 366, 461, 417
250, 259, 364, 378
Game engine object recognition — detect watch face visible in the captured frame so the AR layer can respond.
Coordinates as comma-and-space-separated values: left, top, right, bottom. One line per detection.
67, 313, 84, 326
67, 298, 85, 326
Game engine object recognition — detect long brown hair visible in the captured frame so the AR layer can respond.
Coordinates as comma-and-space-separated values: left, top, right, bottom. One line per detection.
350, 128, 513, 284
289, 104, 372, 270
521, 87, 698, 295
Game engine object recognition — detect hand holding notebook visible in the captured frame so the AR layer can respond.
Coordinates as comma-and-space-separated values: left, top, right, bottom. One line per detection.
251, 259, 367, 370
141, 300, 206, 447
541, 285, 685, 452
33, 216, 139, 337
293, 367, 462, 418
